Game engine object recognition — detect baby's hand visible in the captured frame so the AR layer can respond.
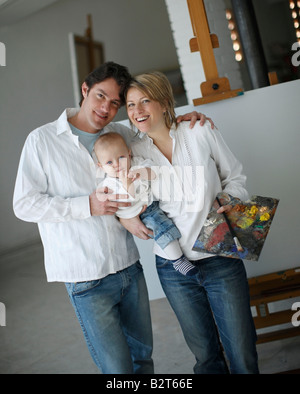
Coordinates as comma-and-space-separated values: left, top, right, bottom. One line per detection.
128, 167, 155, 181
128, 168, 141, 181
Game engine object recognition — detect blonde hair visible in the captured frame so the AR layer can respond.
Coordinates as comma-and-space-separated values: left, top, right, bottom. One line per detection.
127, 72, 177, 129
94, 132, 128, 158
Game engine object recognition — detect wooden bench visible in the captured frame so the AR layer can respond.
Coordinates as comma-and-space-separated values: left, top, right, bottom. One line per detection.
248, 267, 300, 344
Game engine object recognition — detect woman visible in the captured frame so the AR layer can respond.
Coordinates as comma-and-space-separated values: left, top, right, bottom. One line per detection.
122, 72, 259, 374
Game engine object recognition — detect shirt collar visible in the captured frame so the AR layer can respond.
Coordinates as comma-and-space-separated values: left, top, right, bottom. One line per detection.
56, 108, 80, 136
169, 123, 177, 138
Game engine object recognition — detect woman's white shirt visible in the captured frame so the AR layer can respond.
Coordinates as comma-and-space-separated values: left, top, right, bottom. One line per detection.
131, 122, 249, 261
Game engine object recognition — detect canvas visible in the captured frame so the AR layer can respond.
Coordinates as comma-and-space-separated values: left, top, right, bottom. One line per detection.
193, 195, 279, 261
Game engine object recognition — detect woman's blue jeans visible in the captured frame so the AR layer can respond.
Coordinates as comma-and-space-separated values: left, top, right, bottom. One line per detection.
65, 261, 154, 374
156, 255, 259, 374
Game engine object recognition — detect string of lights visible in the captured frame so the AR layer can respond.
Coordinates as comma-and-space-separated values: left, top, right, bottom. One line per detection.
290, 0, 300, 42
226, 9, 243, 62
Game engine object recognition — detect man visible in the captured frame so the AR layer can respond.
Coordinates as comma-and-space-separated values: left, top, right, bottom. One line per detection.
13, 61, 211, 374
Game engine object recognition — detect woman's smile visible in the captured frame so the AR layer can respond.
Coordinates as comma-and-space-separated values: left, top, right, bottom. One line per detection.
136, 116, 149, 123
126, 87, 166, 134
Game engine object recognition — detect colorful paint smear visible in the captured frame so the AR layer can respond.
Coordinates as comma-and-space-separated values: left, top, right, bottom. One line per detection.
193, 195, 279, 261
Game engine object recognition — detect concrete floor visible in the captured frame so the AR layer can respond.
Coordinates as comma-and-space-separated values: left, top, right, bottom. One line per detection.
0, 242, 299, 374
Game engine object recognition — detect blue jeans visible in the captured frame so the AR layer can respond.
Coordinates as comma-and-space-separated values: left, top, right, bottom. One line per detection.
65, 261, 154, 374
156, 255, 259, 374
140, 201, 181, 249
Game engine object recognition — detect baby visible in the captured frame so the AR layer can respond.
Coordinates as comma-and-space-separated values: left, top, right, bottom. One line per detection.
94, 132, 197, 276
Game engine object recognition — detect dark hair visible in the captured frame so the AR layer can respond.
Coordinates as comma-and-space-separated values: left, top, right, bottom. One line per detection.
79, 61, 132, 107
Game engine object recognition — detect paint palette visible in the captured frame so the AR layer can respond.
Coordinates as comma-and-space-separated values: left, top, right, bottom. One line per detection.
193, 195, 279, 261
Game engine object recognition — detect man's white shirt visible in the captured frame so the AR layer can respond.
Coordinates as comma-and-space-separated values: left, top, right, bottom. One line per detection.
13, 109, 139, 282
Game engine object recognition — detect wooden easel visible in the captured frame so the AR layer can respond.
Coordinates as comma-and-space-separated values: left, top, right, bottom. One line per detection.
74, 14, 104, 76
187, 0, 243, 105
85, 14, 96, 71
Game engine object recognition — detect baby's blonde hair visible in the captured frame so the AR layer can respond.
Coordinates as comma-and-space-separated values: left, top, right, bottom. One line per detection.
94, 132, 128, 160
95, 132, 127, 149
